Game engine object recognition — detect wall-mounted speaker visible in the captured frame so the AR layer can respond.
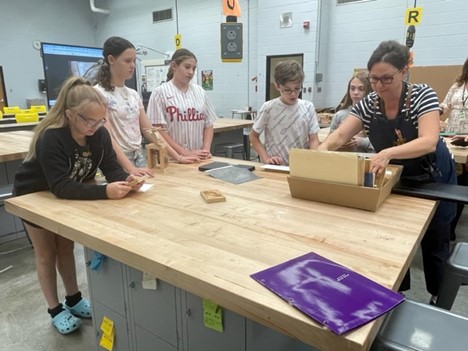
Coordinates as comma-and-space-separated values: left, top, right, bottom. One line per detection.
220, 23, 243, 62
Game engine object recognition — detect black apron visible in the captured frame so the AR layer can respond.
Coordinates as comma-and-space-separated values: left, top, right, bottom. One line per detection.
367, 84, 456, 224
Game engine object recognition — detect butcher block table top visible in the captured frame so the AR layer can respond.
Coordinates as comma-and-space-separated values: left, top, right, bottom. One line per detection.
213, 118, 254, 133
0, 130, 33, 162
5, 159, 437, 351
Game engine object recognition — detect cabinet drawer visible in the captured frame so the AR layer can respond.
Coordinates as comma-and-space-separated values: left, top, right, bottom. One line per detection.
128, 268, 179, 347
85, 248, 127, 316
92, 299, 131, 351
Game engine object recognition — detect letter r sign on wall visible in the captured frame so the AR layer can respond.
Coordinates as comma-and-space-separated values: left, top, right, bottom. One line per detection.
405, 7, 423, 26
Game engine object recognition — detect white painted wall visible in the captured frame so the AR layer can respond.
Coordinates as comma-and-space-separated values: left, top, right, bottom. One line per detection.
255, 0, 319, 111
323, 0, 468, 108
0, 0, 96, 107
1, 0, 467, 113
92, 0, 254, 117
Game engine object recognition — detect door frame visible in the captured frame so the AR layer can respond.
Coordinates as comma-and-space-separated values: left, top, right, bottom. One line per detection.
0, 66, 8, 111
265, 54, 304, 101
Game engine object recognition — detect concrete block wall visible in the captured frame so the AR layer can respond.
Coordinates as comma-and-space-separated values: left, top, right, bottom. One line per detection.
1, 0, 467, 114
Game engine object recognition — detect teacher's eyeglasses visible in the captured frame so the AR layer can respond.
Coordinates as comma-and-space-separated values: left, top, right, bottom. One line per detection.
77, 113, 107, 128
368, 70, 401, 85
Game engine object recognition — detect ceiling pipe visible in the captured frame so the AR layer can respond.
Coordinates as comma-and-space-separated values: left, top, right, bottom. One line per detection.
90, 0, 110, 15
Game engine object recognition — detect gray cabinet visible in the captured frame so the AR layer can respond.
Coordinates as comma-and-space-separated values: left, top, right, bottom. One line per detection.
134, 325, 177, 351
84, 248, 318, 351
85, 249, 131, 351
0, 160, 25, 243
92, 299, 132, 351
246, 320, 319, 351
182, 293, 245, 351
127, 267, 180, 350
86, 250, 127, 317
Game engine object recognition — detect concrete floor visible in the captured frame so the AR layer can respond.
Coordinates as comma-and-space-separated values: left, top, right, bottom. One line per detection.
1, 213, 467, 351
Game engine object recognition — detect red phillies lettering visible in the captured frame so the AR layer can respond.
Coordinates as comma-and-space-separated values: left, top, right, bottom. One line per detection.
166, 106, 205, 122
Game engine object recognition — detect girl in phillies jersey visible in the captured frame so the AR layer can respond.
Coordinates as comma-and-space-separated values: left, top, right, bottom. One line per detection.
95, 37, 199, 173
147, 49, 217, 160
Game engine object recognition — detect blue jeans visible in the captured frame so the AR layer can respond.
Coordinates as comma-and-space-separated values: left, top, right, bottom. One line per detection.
124, 149, 146, 168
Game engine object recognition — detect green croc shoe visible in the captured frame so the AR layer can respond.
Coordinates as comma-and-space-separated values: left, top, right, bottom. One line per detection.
51, 310, 82, 334
63, 298, 92, 319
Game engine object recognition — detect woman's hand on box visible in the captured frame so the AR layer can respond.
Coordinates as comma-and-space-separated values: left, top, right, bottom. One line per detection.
370, 150, 391, 174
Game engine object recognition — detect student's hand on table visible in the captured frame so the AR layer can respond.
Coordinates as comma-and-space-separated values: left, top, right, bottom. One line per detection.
106, 182, 132, 199
369, 150, 391, 174
185, 149, 211, 160
127, 166, 154, 177
179, 155, 200, 164
264, 156, 284, 165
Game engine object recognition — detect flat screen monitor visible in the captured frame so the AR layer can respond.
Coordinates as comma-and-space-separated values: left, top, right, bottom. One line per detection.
40, 42, 137, 107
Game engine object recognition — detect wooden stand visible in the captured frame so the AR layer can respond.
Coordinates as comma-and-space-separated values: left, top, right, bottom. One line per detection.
145, 127, 169, 170
146, 143, 168, 170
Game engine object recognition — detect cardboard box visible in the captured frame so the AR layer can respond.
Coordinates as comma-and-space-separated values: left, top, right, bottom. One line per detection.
287, 165, 403, 211
290, 149, 365, 186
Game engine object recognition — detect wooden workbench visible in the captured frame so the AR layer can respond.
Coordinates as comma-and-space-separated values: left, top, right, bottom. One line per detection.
0, 130, 33, 162
5, 160, 436, 351
0, 121, 252, 162
213, 118, 253, 133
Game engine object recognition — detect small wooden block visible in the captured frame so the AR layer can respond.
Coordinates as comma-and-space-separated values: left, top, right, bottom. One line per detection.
200, 190, 226, 203
127, 174, 150, 187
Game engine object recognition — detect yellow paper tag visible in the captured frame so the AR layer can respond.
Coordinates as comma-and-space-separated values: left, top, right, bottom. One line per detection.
100, 316, 114, 336
99, 331, 115, 351
175, 34, 182, 49
203, 299, 224, 333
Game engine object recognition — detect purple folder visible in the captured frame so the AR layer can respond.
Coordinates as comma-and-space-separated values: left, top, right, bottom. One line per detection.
251, 252, 404, 335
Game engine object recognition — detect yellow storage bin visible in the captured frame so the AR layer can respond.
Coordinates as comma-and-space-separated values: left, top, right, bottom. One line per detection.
30, 105, 47, 113
3, 106, 21, 115
0, 110, 3, 119
15, 111, 39, 123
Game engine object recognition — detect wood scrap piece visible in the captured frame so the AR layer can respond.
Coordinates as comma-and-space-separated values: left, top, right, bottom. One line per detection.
200, 190, 226, 203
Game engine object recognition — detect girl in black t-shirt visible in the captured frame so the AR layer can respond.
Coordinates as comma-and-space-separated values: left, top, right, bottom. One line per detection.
14, 76, 144, 334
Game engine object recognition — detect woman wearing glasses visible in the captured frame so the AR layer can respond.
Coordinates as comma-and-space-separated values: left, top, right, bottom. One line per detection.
319, 40, 456, 306
13, 77, 144, 334
250, 60, 320, 165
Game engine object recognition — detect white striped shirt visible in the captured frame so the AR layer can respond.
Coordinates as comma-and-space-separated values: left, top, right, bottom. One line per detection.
350, 83, 440, 134
147, 81, 217, 150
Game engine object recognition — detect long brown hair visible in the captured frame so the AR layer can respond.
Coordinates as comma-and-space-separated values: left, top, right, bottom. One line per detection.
337, 70, 372, 111
95, 36, 135, 91
455, 57, 468, 86
166, 48, 197, 82
26, 77, 107, 161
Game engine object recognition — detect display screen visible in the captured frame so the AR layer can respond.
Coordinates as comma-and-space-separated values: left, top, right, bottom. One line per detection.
40, 42, 137, 107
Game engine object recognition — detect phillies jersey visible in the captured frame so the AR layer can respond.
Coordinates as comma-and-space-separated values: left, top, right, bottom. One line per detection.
147, 81, 217, 150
